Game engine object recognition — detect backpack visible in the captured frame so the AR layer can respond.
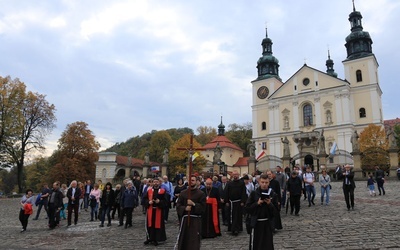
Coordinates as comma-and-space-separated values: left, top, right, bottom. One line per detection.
35, 193, 42, 206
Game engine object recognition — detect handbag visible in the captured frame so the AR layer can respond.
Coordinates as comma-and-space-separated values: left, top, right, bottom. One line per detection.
24, 203, 33, 215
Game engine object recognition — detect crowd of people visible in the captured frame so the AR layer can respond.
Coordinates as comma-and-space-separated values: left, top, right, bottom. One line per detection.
18, 164, 388, 249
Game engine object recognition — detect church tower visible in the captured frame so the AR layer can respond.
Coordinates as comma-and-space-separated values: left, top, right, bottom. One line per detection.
342, 1, 383, 124
251, 28, 283, 141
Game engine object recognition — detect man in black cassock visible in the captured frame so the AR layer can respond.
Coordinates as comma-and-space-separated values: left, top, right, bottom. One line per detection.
245, 174, 275, 250
202, 178, 221, 238
175, 176, 206, 250
143, 178, 168, 246
218, 175, 229, 226
225, 170, 247, 236
266, 170, 283, 232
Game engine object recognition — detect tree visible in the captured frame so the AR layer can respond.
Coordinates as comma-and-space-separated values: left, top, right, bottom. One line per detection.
225, 122, 253, 156
359, 124, 388, 151
25, 157, 51, 192
0, 76, 56, 192
393, 125, 400, 165
0, 167, 19, 194
359, 124, 389, 170
48, 121, 100, 184
393, 124, 400, 148
149, 131, 173, 163
195, 126, 217, 145
169, 134, 206, 177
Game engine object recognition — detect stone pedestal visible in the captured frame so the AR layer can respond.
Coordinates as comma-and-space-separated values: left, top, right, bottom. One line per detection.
351, 151, 363, 180
318, 154, 328, 172
161, 164, 168, 178
125, 167, 130, 177
213, 163, 219, 174
248, 157, 256, 175
388, 148, 399, 177
142, 166, 149, 177
281, 156, 291, 171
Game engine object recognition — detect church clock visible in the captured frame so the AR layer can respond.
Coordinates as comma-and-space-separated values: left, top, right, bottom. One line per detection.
257, 86, 269, 99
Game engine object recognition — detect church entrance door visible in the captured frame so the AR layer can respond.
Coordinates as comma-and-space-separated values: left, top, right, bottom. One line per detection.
304, 154, 314, 171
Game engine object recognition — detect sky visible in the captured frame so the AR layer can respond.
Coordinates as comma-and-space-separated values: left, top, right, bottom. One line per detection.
0, 0, 399, 157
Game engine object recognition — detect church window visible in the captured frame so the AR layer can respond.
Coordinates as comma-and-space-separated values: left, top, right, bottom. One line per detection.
261, 122, 266, 130
315, 81, 318, 86
303, 78, 310, 86
294, 85, 297, 91
303, 104, 313, 126
356, 70, 362, 82
262, 142, 267, 149
359, 108, 366, 118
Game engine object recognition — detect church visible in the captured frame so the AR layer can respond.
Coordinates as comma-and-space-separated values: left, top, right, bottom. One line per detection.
251, 4, 384, 171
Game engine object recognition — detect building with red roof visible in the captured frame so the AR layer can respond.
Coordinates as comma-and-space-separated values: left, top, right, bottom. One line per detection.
200, 118, 249, 176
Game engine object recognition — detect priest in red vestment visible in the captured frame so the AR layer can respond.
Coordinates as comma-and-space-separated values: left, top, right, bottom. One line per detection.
143, 178, 168, 246
202, 178, 221, 238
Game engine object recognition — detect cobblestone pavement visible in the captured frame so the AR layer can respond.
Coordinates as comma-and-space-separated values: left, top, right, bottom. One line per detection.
1, 180, 400, 250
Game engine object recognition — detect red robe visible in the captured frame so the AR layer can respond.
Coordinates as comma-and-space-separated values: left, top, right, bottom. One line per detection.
202, 187, 221, 238
144, 187, 167, 242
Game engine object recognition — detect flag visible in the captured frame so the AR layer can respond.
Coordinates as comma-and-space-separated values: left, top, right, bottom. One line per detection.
330, 142, 337, 156
192, 152, 200, 161
151, 166, 160, 172
256, 151, 266, 161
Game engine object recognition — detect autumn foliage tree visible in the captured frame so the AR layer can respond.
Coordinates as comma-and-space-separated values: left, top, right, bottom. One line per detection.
0, 76, 56, 192
169, 134, 206, 177
225, 122, 252, 156
149, 131, 173, 163
48, 121, 100, 184
195, 126, 217, 145
359, 124, 389, 170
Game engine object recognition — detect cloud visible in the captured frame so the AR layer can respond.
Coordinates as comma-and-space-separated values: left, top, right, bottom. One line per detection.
0, 0, 399, 157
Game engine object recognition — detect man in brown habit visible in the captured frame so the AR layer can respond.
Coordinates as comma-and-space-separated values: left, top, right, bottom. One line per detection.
175, 175, 206, 250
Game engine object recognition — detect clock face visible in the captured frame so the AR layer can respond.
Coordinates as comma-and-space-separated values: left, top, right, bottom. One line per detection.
257, 86, 269, 99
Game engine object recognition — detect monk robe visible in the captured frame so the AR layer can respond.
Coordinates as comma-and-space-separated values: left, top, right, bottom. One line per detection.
245, 187, 275, 250
144, 187, 168, 243
202, 186, 221, 238
268, 179, 283, 231
225, 179, 247, 233
175, 187, 206, 250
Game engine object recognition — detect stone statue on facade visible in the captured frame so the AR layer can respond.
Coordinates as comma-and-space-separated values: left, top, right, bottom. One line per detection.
326, 112, 332, 123
386, 126, 398, 149
281, 136, 290, 157
162, 148, 169, 164
144, 150, 150, 165
318, 129, 326, 155
213, 143, 222, 163
350, 130, 360, 152
247, 142, 256, 159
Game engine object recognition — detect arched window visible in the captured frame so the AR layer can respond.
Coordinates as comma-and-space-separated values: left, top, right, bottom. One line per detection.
359, 108, 366, 118
261, 122, 266, 130
356, 70, 362, 82
303, 104, 313, 126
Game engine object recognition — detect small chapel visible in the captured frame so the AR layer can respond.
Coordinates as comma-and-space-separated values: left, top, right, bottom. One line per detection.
251, 3, 384, 172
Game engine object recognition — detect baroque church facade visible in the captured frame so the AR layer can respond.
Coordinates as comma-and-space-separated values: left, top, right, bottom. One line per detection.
252, 4, 383, 171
